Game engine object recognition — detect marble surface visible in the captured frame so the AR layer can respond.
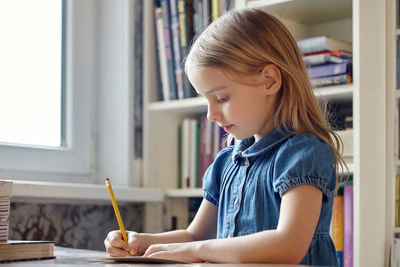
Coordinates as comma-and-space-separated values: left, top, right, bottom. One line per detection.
9, 202, 144, 251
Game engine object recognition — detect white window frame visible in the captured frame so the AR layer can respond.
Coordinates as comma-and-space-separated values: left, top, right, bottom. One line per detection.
0, 0, 95, 182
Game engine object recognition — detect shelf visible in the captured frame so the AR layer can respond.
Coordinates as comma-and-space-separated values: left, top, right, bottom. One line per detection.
149, 84, 353, 114
12, 180, 164, 204
246, 0, 352, 24
148, 97, 207, 115
165, 188, 203, 198
313, 84, 353, 102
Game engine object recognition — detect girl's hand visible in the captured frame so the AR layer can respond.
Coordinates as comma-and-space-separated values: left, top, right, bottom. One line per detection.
143, 241, 203, 263
104, 230, 149, 257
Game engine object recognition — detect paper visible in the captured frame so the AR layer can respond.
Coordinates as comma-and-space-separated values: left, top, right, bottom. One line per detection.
102, 256, 188, 264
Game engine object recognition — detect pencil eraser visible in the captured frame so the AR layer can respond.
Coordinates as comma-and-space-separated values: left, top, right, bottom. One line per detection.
105, 177, 110, 181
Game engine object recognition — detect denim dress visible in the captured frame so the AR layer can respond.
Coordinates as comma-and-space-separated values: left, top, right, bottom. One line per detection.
202, 127, 339, 266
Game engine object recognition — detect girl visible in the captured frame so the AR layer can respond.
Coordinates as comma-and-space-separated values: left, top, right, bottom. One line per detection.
105, 8, 347, 266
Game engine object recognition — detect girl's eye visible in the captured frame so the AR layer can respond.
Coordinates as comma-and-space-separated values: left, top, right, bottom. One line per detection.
216, 96, 229, 103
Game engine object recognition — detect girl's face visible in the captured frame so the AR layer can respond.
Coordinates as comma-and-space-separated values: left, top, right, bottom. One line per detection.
188, 67, 281, 142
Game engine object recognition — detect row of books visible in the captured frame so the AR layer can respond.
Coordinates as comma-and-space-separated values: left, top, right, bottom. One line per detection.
179, 116, 228, 189
154, 0, 234, 101
332, 182, 353, 267
0, 181, 12, 242
297, 35, 353, 88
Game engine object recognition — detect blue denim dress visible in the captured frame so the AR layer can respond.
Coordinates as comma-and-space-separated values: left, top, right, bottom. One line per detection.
202, 127, 339, 266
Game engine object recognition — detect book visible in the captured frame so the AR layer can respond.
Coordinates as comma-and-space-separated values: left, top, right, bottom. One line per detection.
306, 61, 352, 79
391, 238, 400, 267
332, 194, 344, 267
170, 0, 185, 99
0, 240, 55, 262
297, 36, 352, 55
154, 6, 171, 101
397, 175, 400, 227
0, 180, 12, 242
310, 74, 352, 88
181, 119, 191, 188
160, 0, 178, 100
343, 184, 353, 267
198, 115, 214, 188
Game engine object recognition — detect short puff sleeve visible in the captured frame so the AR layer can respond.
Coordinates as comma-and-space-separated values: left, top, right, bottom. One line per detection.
272, 135, 336, 201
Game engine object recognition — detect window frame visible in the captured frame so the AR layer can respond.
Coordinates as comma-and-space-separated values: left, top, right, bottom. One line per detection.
0, 0, 95, 182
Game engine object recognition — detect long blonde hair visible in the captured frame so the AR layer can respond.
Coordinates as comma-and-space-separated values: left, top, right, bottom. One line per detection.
184, 8, 348, 184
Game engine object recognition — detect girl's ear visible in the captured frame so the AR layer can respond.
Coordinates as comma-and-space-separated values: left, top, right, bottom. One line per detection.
261, 64, 282, 96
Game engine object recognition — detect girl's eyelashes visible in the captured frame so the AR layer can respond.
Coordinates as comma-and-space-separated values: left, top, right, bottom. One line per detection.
216, 95, 230, 103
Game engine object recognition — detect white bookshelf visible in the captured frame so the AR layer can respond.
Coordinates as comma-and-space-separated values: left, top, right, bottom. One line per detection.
143, 0, 387, 265
388, 0, 400, 265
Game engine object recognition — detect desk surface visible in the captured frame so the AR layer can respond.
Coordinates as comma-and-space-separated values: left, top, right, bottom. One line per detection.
0, 246, 303, 266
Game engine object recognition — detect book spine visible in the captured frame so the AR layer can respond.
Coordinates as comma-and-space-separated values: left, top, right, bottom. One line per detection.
397, 38, 400, 89
395, 104, 399, 159
198, 115, 214, 188
160, 0, 178, 100
303, 54, 344, 66
154, 7, 171, 101
307, 62, 352, 79
181, 119, 191, 188
343, 184, 353, 267
297, 36, 326, 54
332, 195, 344, 267
170, 0, 185, 99
397, 175, 400, 227
202, 0, 211, 27
189, 119, 199, 188
310, 74, 352, 88
211, 0, 219, 21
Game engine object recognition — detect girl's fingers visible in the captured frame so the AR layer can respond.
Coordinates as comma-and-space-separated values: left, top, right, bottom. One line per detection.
104, 238, 130, 256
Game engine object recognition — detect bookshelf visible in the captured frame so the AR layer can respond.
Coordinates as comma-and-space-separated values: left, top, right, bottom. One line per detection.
143, 0, 387, 265
389, 0, 400, 265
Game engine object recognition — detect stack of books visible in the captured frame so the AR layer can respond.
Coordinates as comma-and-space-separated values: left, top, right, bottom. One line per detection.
0, 180, 12, 242
297, 35, 353, 88
179, 115, 228, 189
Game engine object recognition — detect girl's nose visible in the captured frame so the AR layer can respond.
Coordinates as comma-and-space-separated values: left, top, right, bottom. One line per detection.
207, 104, 220, 122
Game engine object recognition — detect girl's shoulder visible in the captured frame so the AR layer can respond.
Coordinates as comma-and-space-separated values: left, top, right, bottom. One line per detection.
279, 134, 333, 158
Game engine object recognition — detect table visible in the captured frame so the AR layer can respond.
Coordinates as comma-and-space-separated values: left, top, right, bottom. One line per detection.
0, 246, 304, 266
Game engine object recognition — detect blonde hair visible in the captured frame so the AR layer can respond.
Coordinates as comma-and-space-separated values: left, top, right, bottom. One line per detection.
184, 8, 348, 185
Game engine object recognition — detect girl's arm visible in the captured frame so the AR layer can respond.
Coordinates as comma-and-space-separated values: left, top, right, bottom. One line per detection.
105, 198, 217, 256
144, 184, 322, 264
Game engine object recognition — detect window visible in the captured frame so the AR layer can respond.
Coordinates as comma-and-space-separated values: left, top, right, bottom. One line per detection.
0, 0, 92, 181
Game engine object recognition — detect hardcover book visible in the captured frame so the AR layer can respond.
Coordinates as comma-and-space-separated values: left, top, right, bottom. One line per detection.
306, 61, 352, 79
0, 240, 55, 262
297, 36, 352, 55
343, 184, 353, 267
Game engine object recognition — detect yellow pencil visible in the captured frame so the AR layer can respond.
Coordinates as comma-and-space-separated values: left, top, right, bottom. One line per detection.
105, 177, 128, 243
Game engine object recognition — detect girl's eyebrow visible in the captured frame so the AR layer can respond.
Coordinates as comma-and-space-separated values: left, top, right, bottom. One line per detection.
204, 86, 227, 95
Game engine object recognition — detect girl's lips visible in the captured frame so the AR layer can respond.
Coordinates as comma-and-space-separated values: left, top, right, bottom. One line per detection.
223, 125, 233, 132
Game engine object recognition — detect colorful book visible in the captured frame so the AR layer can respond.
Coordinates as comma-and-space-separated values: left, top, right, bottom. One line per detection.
170, 0, 185, 99
303, 50, 352, 66
160, 0, 178, 100
343, 184, 353, 267
297, 36, 352, 55
304, 49, 352, 59
0, 241, 55, 262
332, 195, 344, 267
154, 6, 170, 101
307, 61, 352, 79
181, 119, 191, 188
397, 175, 400, 227
310, 74, 352, 88
198, 115, 214, 188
